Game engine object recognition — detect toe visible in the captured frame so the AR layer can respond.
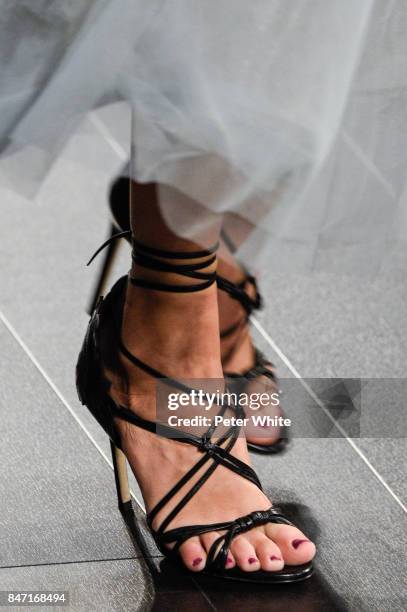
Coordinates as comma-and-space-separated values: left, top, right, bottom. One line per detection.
255, 534, 284, 571
230, 535, 261, 572
178, 536, 207, 572
200, 532, 235, 569
266, 524, 316, 565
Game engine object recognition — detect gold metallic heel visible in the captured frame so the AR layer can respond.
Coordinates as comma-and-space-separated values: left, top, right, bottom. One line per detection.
110, 440, 133, 516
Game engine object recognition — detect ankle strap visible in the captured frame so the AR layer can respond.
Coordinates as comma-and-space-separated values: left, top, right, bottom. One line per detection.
87, 229, 218, 293
217, 275, 262, 315
87, 230, 263, 307
132, 240, 218, 260
130, 240, 218, 293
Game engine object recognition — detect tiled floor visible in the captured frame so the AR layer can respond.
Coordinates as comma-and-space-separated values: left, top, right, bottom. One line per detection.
0, 104, 405, 611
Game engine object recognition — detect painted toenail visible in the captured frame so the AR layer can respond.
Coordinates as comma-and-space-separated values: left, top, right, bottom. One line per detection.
248, 557, 258, 564
226, 557, 233, 566
192, 557, 203, 567
292, 539, 309, 549
270, 555, 281, 561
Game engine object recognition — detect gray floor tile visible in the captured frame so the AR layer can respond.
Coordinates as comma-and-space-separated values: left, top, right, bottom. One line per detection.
0, 558, 212, 612
0, 124, 127, 477
356, 438, 407, 502
0, 321, 138, 567
256, 270, 406, 379
250, 438, 407, 612
252, 267, 407, 504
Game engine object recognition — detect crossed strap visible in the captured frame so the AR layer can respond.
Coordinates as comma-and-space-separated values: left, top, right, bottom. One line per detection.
88, 229, 218, 292
218, 275, 262, 318
111, 339, 291, 569
218, 275, 266, 371
86, 229, 264, 306
130, 239, 218, 292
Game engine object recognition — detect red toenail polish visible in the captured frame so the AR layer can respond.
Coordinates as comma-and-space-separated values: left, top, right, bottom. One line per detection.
292, 539, 309, 549
248, 557, 257, 564
270, 555, 281, 561
192, 557, 203, 567
226, 557, 233, 566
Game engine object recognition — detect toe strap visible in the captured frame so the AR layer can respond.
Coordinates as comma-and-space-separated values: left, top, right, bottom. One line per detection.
159, 507, 292, 570
207, 507, 292, 569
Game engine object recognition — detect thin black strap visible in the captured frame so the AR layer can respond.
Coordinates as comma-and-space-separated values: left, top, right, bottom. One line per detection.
220, 316, 247, 341
108, 341, 264, 540
217, 274, 262, 315
120, 340, 174, 381
132, 251, 216, 274
155, 448, 231, 535
130, 277, 215, 293
112, 343, 263, 515
87, 230, 132, 266
131, 240, 217, 293
87, 230, 218, 293
150, 428, 262, 535
87, 230, 263, 304
132, 239, 219, 260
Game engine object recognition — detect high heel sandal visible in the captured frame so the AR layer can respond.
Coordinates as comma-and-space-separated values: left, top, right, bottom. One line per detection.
216, 273, 289, 454
86, 177, 289, 454
76, 240, 313, 584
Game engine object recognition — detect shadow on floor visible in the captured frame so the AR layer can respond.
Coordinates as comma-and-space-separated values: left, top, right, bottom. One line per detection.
153, 560, 348, 612
122, 501, 347, 612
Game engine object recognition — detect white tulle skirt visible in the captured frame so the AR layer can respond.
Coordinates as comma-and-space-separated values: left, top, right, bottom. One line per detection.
1, 0, 406, 276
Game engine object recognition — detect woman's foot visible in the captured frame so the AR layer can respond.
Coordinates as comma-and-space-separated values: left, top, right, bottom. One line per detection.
104, 277, 315, 573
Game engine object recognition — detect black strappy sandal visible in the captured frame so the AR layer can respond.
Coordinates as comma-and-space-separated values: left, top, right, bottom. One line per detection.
76, 241, 313, 584
86, 177, 289, 454
217, 274, 289, 455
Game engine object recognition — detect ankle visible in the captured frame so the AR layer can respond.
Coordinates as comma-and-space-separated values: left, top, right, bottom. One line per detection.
121, 278, 222, 375
118, 238, 224, 379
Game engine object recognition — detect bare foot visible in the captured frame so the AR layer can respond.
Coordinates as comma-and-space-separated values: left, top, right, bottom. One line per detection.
102, 277, 315, 573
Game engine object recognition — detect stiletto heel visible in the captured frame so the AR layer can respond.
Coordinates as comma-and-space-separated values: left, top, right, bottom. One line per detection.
110, 440, 133, 515
87, 222, 120, 315
76, 239, 313, 584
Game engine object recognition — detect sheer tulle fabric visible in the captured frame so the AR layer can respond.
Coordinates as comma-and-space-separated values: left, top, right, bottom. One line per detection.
1, 0, 406, 275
